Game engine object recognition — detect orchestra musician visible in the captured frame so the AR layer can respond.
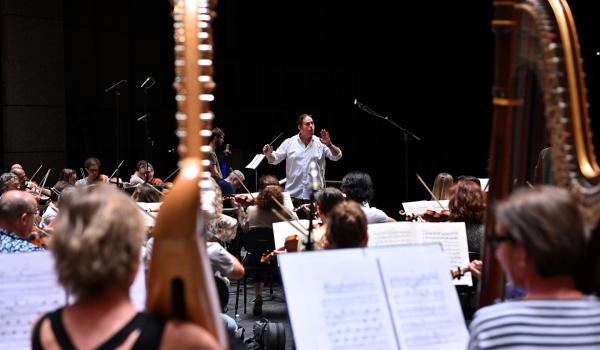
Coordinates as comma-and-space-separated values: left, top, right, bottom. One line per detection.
75, 157, 107, 186
130, 160, 155, 186
0, 172, 20, 194
0, 190, 44, 253
31, 185, 219, 349
219, 170, 244, 197
431, 172, 454, 200
208, 127, 225, 181
341, 170, 395, 223
323, 201, 369, 249
262, 113, 342, 207
469, 186, 600, 349
56, 168, 77, 186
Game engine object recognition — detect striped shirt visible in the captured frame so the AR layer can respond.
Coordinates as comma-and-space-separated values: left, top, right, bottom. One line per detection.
468, 296, 600, 349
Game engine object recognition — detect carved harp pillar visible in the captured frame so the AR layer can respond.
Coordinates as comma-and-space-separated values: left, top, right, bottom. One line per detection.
483, 0, 600, 307
146, 0, 227, 347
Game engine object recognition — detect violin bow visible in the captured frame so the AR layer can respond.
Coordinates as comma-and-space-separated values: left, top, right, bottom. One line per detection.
108, 160, 125, 183
271, 196, 298, 221
29, 165, 43, 184
79, 168, 86, 179
229, 167, 255, 200
163, 167, 180, 182
415, 173, 446, 211
37, 169, 51, 196
270, 208, 308, 238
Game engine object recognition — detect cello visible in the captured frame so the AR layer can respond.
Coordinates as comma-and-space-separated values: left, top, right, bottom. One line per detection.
146, 0, 227, 347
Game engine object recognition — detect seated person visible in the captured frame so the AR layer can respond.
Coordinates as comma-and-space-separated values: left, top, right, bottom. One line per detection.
132, 183, 163, 203
32, 185, 219, 349
75, 157, 108, 186
56, 168, 77, 186
431, 172, 454, 200
41, 182, 74, 230
0, 190, 44, 253
219, 170, 244, 196
341, 170, 395, 223
257, 174, 294, 212
0, 172, 20, 194
448, 180, 487, 261
130, 160, 155, 186
468, 186, 600, 349
324, 201, 369, 249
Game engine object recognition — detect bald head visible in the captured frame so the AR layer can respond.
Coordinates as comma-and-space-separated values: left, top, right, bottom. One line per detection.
10, 164, 23, 171
11, 168, 26, 181
0, 190, 37, 236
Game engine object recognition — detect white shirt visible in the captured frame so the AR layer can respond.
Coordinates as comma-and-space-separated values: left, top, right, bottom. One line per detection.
268, 134, 342, 199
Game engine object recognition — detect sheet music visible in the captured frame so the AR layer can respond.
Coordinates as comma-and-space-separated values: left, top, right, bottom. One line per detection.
0, 251, 148, 350
479, 178, 489, 192
272, 219, 309, 248
280, 249, 399, 349
245, 154, 265, 170
377, 246, 469, 350
402, 200, 449, 215
0, 252, 65, 350
368, 222, 472, 286
279, 245, 468, 350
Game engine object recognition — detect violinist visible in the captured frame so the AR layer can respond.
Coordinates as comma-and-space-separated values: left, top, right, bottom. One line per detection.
74, 157, 107, 186
0, 190, 44, 253
56, 168, 77, 186
323, 201, 369, 249
40, 182, 74, 230
431, 172, 454, 200
129, 160, 155, 186
219, 169, 244, 196
341, 170, 396, 223
0, 172, 20, 194
448, 179, 487, 261
11, 167, 28, 187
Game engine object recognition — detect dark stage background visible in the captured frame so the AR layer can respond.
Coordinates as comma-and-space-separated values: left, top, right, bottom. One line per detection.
1, 0, 598, 217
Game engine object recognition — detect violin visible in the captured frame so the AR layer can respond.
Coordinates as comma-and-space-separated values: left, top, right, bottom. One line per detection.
224, 194, 255, 208
28, 226, 50, 249
405, 209, 450, 222
150, 178, 174, 195
260, 234, 299, 264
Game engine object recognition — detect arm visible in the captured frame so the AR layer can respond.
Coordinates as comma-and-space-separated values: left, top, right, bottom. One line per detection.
262, 138, 289, 164
320, 129, 342, 160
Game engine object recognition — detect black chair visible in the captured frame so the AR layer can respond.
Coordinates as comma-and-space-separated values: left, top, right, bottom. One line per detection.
214, 275, 230, 312
235, 226, 278, 315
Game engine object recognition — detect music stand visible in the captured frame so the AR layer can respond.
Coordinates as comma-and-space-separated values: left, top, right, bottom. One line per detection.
245, 154, 265, 192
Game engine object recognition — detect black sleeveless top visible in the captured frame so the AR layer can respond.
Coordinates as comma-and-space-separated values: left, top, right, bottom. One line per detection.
31, 308, 166, 350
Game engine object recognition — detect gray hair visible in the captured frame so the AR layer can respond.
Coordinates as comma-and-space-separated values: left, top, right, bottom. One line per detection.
226, 170, 245, 182
0, 172, 19, 193
495, 186, 587, 278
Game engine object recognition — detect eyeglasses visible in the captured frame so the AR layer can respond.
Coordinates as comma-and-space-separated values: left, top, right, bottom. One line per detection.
489, 233, 515, 249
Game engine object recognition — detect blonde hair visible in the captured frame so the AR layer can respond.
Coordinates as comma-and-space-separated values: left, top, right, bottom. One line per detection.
51, 185, 145, 299
431, 172, 454, 200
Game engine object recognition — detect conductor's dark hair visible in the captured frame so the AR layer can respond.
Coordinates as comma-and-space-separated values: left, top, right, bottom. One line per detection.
296, 114, 312, 126
341, 171, 374, 203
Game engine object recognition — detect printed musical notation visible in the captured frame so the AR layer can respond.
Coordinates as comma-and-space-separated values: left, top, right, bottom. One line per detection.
279, 245, 469, 350
368, 222, 472, 286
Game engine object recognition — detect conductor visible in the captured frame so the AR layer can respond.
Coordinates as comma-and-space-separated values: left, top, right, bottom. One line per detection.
262, 114, 342, 207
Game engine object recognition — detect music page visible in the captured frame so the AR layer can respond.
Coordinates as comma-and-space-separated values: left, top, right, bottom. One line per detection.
279, 245, 468, 350
0, 252, 65, 350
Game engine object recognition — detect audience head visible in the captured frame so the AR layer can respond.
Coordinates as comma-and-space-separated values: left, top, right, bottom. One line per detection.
325, 201, 368, 249
58, 168, 77, 185
448, 180, 487, 222
0, 190, 38, 237
51, 185, 145, 300
0, 172, 20, 193
256, 185, 284, 211
341, 171, 374, 203
316, 187, 345, 222
131, 183, 162, 203
431, 172, 454, 200
494, 186, 587, 285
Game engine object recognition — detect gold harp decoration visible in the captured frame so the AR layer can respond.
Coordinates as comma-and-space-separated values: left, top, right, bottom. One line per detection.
483, 0, 600, 307
146, 0, 227, 347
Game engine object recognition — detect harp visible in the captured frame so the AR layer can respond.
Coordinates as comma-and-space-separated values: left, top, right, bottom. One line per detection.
145, 0, 227, 347
482, 0, 600, 306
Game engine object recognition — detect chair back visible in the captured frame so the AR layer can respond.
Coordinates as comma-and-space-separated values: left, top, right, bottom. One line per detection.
242, 227, 276, 265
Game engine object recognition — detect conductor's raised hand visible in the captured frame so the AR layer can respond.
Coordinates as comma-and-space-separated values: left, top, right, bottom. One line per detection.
262, 144, 273, 156
320, 129, 331, 146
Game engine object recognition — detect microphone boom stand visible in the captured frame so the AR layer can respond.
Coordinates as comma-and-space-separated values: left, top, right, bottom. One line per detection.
105, 80, 128, 177
354, 100, 421, 199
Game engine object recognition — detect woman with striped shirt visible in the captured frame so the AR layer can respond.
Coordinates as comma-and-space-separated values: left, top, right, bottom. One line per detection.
469, 186, 600, 349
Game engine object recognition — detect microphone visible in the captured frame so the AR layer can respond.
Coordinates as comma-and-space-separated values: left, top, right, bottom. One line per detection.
309, 161, 320, 191
136, 113, 150, 122
105, 80, 127, 93
140, 76, 155, 89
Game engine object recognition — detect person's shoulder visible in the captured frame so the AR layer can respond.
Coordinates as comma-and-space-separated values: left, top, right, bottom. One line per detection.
161, 320, 221, 350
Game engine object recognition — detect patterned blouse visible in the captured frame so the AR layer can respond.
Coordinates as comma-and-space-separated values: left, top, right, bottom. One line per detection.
0, 228, 44, 253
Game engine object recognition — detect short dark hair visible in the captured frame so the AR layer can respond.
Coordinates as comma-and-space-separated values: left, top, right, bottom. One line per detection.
84, 157, 100, 169
316, 187, 345, 218
258, 174, 279, 191
136, 160, 153, 171
209, 127, 224, 142
457, 175, 481, 187
341, 171, 374, 203
296, 114, 312, 126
